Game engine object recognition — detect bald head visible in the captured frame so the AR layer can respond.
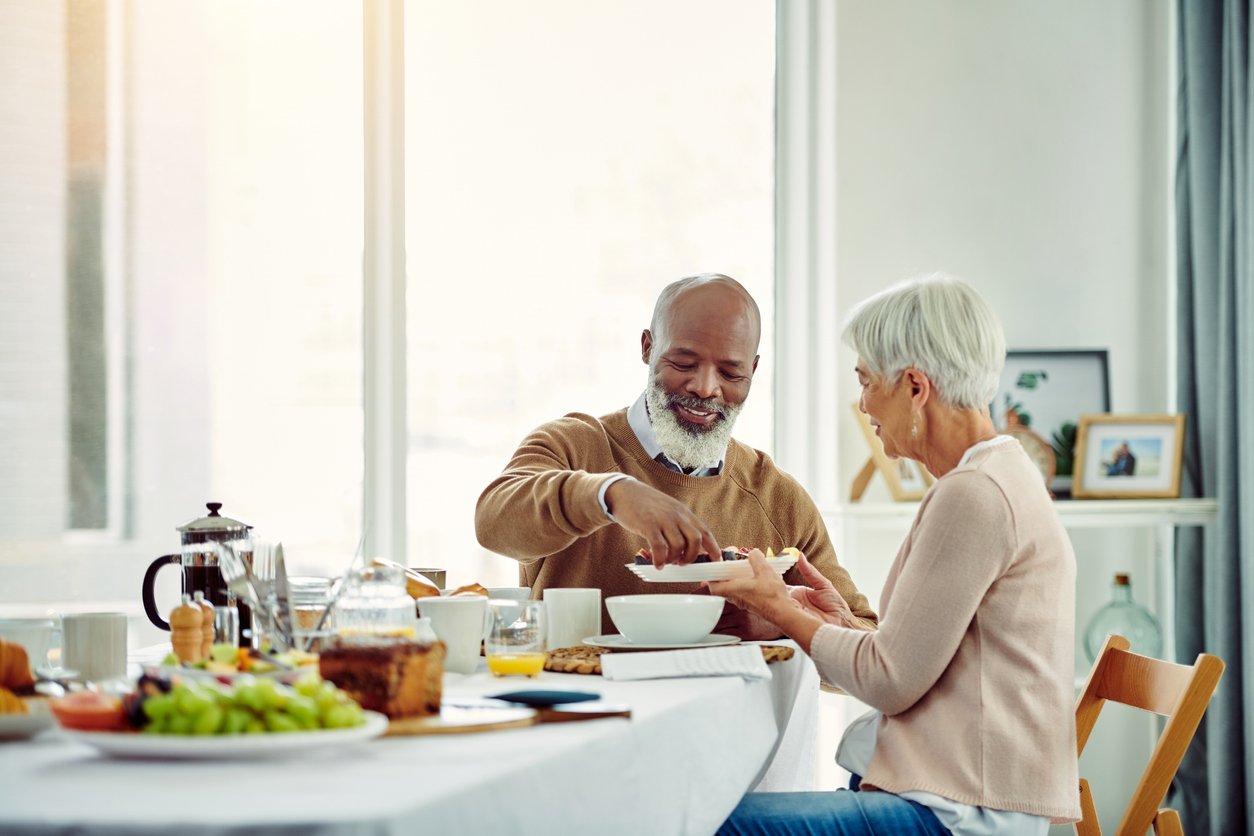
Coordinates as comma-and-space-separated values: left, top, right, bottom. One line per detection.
649, 273, 762, 354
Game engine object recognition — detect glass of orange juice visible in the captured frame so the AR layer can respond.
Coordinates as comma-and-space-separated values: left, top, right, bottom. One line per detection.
485, 599, 546, 678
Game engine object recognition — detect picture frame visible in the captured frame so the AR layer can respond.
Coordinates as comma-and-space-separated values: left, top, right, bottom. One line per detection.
1072, 414, 1185, 499
993, 349, 1110, 497
848, 403, 934, 502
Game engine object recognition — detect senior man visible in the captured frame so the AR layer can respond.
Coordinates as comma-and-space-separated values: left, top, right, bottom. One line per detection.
475, 273, 876, 639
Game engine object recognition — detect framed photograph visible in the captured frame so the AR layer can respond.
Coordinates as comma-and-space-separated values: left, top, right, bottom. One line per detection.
993, 350, 1110, 497
848, 403, 934, 502
1072, 414, 1185, 499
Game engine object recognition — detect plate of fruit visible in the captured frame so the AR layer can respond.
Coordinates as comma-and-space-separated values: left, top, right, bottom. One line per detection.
627, 546, 800, 582
146, 643, 319, 685
51, 673, 386, 759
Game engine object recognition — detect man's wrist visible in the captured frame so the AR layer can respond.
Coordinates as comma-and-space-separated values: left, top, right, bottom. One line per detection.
598, 474, 635, 522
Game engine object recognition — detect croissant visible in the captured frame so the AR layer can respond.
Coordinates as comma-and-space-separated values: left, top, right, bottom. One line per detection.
0, 640, 34, 691
0, 686, 27, 714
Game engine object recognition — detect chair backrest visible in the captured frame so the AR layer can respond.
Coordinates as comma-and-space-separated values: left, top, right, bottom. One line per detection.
1074, 634, 1225, 836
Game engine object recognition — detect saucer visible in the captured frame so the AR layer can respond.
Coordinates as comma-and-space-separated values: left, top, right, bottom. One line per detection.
582, 634, 740, 651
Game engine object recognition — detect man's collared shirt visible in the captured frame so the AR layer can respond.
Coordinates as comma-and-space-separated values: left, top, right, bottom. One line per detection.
597, 393, 728, 520
626, 392, 725, 476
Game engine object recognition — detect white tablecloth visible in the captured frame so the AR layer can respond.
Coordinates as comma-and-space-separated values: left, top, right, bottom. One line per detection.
0, 642, 818, 836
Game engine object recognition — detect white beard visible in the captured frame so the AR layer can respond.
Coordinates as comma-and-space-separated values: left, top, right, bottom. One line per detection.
645, 377, 743, 472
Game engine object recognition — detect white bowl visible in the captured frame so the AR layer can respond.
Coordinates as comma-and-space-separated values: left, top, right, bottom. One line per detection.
605, 594, 724, 645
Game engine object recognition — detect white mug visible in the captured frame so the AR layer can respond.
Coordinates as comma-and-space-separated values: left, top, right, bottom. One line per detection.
62, 612, 128, 682
543, 587, 601, 649
417, 596, 487, 675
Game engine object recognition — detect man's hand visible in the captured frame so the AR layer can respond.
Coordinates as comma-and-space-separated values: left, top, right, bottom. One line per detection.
605, 479, 720, 567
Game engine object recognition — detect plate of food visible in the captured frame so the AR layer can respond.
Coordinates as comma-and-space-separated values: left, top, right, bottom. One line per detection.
0, 699, 55, 741
145, 645, 318, 685
62, 710, 388, 759
626, 546, 799, 583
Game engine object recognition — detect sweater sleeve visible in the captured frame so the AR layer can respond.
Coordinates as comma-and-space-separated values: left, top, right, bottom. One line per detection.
474, 415, 620, 563
810, 470, 1017, 714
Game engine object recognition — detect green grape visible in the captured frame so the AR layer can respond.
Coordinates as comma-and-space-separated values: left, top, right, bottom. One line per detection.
209, 643, 237, 664
322, 703, 356, 729
174, 685, 215, 716
234, 682, 266, 713
294, 675, 321, 698
192, 704, 225, 735
142, 693, 175, 721
221, 707, 251, 735
255, 678, 290, 710
244, 717, 267, 734
263, 709, 300, 733
286, 694, 318, 727
166, 714, 193, 735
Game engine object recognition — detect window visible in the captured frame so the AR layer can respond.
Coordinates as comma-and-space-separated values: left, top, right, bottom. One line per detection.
1, 0, 776, 608
403, 0, 777, 585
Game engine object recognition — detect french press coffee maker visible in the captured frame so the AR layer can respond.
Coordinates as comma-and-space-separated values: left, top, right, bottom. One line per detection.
141, 502, 254, 646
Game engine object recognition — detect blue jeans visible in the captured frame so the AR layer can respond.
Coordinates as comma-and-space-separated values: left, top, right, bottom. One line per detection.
716, 777, 951, 836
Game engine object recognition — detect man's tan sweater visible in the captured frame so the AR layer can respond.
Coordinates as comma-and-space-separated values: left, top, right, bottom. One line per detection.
476, 409, 876, 632
812, 440, 1081, 821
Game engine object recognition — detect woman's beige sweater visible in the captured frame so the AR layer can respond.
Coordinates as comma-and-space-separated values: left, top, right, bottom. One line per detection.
812, 441, 1081, 821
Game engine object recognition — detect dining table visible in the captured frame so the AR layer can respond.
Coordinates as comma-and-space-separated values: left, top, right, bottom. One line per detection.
0, 640, 820, 836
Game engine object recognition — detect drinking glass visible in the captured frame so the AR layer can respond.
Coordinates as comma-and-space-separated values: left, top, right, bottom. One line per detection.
484, 599, 546, 678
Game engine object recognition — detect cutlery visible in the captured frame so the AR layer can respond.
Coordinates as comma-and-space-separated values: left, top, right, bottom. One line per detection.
273, 542, 296, 649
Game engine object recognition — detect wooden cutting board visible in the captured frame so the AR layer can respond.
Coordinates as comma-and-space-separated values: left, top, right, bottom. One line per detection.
385, 705, 537, 736
384, 701, 633, 736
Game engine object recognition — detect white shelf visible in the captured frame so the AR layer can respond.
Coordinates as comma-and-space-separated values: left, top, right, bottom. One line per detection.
831, 498, 1218, 531
831, 497, 1218, 668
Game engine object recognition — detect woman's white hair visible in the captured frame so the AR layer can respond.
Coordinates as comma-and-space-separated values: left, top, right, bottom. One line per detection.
841, 273, 1006, 410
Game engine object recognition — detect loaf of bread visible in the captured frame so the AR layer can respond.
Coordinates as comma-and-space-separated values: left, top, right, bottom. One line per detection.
318, 638, 444, 719
450, 582, 488, 598
0, 640, 34, 691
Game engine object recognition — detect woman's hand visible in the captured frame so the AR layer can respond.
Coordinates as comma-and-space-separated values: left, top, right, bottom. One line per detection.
787, 554, 858, 628
707, 549, 796, 628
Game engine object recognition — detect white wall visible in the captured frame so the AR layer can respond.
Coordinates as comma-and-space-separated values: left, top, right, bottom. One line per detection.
825, 0, 1171, 826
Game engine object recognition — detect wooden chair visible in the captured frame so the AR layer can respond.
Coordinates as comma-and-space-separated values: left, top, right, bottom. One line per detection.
1074, 634, 1225, 836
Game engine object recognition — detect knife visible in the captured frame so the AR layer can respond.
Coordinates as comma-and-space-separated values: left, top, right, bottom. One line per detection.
273, 542, 296, 649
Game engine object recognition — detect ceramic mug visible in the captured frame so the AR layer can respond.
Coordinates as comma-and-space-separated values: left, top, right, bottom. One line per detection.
417, 596, 487, 675
62, 612, 128, 682
542, 588, 601, 649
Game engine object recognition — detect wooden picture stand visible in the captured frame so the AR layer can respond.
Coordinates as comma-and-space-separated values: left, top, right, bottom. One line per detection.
848, 403, 933, 502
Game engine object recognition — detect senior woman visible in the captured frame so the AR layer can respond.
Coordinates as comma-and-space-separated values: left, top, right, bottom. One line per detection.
712, 274, 1080, 835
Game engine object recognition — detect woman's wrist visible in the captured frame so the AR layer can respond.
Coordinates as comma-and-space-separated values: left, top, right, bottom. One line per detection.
765, 596, 824, 654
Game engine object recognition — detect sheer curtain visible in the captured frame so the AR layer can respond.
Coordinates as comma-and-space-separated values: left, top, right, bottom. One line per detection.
1174, 0, 1252, 831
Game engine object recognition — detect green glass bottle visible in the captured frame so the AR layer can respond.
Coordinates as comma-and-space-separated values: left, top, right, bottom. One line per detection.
1084, 573, 1163, 662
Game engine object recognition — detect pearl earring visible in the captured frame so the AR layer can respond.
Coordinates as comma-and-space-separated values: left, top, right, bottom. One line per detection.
911, 414, 918, 439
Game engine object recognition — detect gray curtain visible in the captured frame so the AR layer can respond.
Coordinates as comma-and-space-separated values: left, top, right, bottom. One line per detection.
1174, 0, 1252, 833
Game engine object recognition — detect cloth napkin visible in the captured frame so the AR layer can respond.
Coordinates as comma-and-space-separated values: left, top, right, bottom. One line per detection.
599, 645, 772, 682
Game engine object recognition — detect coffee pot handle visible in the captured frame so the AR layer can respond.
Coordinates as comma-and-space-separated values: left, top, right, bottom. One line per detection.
141, 554, 180, 631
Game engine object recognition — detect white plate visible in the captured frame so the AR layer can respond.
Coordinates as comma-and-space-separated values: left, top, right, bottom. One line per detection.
0, 704, 55, 741
625, 555, 798, 583
583, 634, 741, 651
61, 710, 388, 760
